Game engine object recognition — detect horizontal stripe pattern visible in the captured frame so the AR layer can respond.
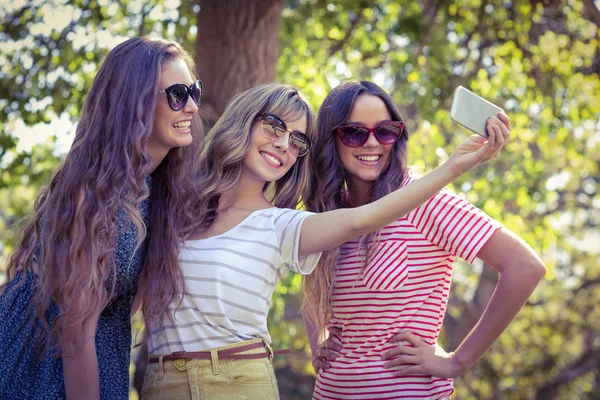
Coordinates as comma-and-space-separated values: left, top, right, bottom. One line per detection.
148, 207, 321, 355
314, 172, 502, 399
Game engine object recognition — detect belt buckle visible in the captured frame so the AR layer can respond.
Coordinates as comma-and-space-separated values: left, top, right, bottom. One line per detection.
174, 358, 186, 368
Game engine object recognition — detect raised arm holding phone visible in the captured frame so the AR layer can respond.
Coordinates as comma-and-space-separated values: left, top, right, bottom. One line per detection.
303, 80, 545, 400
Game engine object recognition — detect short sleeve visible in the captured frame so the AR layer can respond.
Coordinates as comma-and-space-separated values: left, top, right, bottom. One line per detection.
407, 187, 502, 263
273, 209, 322, 275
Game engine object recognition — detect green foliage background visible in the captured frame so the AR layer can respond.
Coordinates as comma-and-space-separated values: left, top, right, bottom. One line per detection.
1, 1, 599, 399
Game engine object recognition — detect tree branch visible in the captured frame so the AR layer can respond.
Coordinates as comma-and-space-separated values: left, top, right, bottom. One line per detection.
526, 279, 600, 308
535, 348, 600, 399
5, 3, 36, 37
573, 276, 600, 295
582, 0, 600, 26
328, 12, 362, 57
138, 3, 156, 36
416, 0, 443, 53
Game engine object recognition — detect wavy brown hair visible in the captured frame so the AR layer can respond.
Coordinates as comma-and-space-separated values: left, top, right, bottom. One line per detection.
186, 83, 315, 236
302, 80, 410, 335
1, 37, 204, 354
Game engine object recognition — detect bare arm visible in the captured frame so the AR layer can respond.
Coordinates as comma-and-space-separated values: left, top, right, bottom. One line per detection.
299, 162, 458, 257
62, 311, 102, 400
383, 227, 546, 378
299, 116, 510, 257
451, 227, 546, 372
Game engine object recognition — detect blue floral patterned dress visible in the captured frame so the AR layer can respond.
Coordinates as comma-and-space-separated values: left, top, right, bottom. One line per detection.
0, 179, 151, 400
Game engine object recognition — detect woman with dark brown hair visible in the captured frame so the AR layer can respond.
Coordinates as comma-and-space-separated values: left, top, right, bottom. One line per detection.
0, 36, 204, 399
303, 80, 545, 399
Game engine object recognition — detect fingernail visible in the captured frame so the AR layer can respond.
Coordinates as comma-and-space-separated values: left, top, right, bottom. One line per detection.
326, 363, 331, 368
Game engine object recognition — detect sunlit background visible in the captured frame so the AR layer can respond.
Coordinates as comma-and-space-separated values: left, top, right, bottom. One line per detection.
1, 1, 599, 399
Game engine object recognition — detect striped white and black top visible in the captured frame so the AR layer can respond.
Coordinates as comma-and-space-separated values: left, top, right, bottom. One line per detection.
148, 207, 321, 355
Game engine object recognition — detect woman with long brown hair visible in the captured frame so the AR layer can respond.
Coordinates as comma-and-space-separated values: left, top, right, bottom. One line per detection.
0, 36, 203, 399
303, 80, 545, 399
142, 82, 508, 400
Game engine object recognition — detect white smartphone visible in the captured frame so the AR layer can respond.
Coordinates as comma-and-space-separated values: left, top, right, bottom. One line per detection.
450, 86, 504, 138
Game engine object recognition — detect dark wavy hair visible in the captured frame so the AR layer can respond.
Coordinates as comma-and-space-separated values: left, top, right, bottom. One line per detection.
2, 36, 204, 354
302, 80, 410, 334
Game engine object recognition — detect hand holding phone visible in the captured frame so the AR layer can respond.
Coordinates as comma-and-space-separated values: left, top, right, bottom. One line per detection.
450, 86, 504, 138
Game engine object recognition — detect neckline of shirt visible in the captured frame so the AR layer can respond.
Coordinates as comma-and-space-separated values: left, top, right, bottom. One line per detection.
185, 207, 277, 242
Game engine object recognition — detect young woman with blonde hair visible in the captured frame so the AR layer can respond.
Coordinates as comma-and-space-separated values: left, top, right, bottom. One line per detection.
0, 36, 204, 399
303, 80, 545, 399
142, 82, 508, 400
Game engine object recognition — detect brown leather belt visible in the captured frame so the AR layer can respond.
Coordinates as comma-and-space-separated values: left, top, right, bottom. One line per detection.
148, 341, 291, 363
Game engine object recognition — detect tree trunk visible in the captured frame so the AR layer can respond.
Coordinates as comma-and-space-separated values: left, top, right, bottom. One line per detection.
195, 0, 284, 126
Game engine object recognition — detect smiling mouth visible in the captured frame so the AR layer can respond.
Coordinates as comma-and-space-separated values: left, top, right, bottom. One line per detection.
260, 151, 283, 167
356, 155, 381, 162
172, 121, 191, 132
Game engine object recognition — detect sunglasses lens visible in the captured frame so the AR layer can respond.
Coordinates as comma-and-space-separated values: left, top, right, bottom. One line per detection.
167, 84, 188, 111
290, 133, 311, 156
190, 81, 202, 106
375, 122, 403, 144
338, 127, 369, 147
261, 115, 284, 139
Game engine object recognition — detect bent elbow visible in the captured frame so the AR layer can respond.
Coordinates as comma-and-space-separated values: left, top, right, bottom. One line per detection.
527, 258, 546, 283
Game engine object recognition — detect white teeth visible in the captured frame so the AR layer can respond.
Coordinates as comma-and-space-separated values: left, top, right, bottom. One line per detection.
172, 121, 191, 129
261, 152, 282, 166
357, 155, 380, 162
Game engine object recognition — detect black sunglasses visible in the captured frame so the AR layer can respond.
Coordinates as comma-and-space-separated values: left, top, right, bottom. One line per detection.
158, 80, 202, 111
257, 113, 312, 157
336, 121, 404, 148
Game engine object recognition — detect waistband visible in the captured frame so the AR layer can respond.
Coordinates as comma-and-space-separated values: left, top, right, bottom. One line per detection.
148, 341, 290, 364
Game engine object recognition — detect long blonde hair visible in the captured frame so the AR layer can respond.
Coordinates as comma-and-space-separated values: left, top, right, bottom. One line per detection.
188, 83, 315, 235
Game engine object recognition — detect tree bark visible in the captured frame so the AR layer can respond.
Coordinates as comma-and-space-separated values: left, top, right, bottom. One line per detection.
195, 0, 284, 127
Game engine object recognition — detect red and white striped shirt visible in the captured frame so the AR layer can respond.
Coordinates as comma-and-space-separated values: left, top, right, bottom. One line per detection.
313, 173, 502, 400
